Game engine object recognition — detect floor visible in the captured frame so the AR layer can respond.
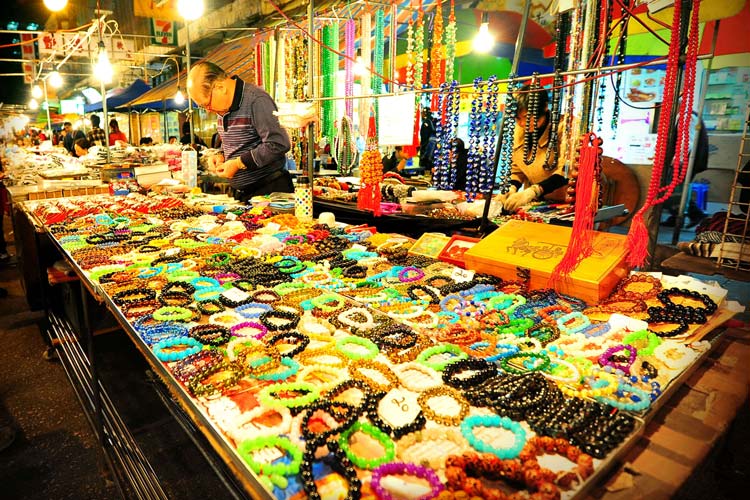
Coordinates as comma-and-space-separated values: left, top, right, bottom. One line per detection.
0, 210, 748, 499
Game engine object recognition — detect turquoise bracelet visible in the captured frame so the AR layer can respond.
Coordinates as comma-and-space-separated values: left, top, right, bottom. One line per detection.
152, 336, 202, 362
461, 414, 526, 459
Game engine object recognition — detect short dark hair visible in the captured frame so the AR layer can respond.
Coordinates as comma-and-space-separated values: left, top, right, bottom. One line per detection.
63, 121, 72, 127
109, 119, 119, 130
91, 114, 100, 127
191, 61, 228, 98
168, 136, 177, 141
74, 138, 90, 150
516, 84, 549, 118
182, 122, 191, 135
139, 137, 153, 145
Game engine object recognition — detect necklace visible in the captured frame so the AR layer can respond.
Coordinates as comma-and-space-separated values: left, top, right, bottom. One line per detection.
465, 77, 484, 200
497, 76, 519, 191
344, 18, 355, 120
321, 23, 338, 148
430, 0, 445, 89
523, 74, 541, 165
406, 15, 415, 89
444, 0, 457, 81
414, 1, 425, 89
371, 9, 385, 115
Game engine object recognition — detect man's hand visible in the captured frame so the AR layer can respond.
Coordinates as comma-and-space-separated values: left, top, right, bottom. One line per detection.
207, 153, 225, 174
494, 185, 517, 206
215, 158, 243, 179
503, 185, 542, 212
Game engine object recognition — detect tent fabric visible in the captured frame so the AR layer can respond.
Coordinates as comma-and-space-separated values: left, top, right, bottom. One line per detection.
84, 79, 151, 113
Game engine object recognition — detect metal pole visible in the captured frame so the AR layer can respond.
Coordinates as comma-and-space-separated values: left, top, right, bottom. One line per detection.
671, 20, 720, 244
186, 20, 195, 146
101, 79, 111, 163
43, 79, 52, 138
307, 0, 316, 186
479, 0, 532, 234
390, 1, 397, 91
646, 0, 692, 269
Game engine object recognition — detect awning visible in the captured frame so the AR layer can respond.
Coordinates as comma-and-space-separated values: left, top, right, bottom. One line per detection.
84, 79, 152, 113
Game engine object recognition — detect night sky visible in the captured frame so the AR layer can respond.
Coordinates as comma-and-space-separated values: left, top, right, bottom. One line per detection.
1, 1, 48, 106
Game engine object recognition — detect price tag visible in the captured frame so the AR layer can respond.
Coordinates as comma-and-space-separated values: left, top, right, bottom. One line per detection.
222, 287, 250, 303
378, 389, 419, 429
225, 212, 238, 220
451, 268, 475, 283
351, 244, 368, 252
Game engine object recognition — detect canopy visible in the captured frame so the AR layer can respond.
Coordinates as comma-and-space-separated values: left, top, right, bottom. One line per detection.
85, 79, 151, 113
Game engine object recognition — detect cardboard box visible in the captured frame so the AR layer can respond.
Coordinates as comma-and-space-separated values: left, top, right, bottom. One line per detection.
464, 220, 631, 304
133, 164, 172, 187
438, 235, 481, 269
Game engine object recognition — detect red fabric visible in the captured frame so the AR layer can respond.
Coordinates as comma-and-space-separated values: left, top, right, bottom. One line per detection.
109, 131, 128, 146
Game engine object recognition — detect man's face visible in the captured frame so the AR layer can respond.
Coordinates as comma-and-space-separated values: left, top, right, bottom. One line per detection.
516, 109, 547, 132
189, 68, 229, 114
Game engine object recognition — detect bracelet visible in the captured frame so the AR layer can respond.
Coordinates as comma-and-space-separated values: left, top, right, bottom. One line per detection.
299, 440, 361, 500
152, 336, 203, 362
188, 324, 231, 346
230, 321, 268, 340
556, 311, 591, 334
442, 358, 498, 390
296, 364, 343, 392
297, 347, 348, 368
236, 344, 281, 375
395, 428, 467, 470
348, 359, 399, 393
339, 421, 395, 470
196, 298, 225, 315
255, 356, 300, 381
371, 462, 443, 500
259, 309, 300, 331
460, 414, 526, 459
234, 302, 273, 319
236, 436, 302, 489
599, 344, 638, 374
208, 311, 244, 328
417, 386, 470, 426
193, 286, 225, 302
336, 307, 376, 330
257, 381, 320, 409
265, 331, 309, 358
416, 344, 468, 372
498, 351, 551, 375
335, 336, 379, 360
171, 349, 224, 384
152, 306, 193, 322
300, 400, 359, 445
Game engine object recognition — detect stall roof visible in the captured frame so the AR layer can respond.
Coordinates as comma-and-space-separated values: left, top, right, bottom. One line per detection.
84, 79, 151, 113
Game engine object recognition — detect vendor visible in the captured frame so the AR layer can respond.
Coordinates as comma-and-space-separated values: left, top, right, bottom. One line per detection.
496, 84, 567, 212
451, 138, 468, 191
382, 146, 410, 175
187, 61, 293, 201
74, 138, 91, 157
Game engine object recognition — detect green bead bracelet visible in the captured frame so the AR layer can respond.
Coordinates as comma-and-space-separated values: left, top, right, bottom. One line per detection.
237, 436, 303, 484
499, 351, 551, 375
257, 381, 320, 409
336, 336, 380, 360
623, 329, 662, 357
417, 344, 468, 371
339, 422, 395, 469
152, 306, 193, 322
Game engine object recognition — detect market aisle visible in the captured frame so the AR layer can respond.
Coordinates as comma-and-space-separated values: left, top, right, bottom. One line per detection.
0, 254, 117, 499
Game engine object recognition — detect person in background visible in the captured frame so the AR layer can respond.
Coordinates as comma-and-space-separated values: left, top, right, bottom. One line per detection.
74, 138, 91, 157
187, 61, 293, 201
180, 122, 207, 148
87, 115, 106, 146
419, 107, 436, 172
108, 119, 128, 146
62, 122, 85, 156
168, 136, 178, 145
0, 156, 9, 263
495, 84, 567, 212
139, 137, 154, 146
382, 146, 411, 175
451, 138, 469, 191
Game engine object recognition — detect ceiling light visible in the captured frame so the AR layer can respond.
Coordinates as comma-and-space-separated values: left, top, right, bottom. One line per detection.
48, 71, 63, 88
32, 84, 43, 99
43, 0, 68, 12
472, 13, 495, 54
29, 98, 39, 110
94, 42, 113, 84
174, 88, 185, 105
177, 0, 204, 21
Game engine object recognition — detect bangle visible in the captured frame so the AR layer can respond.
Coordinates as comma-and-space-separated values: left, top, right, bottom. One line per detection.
299, 440, 361, 500
336, 336, 379, 360
370, 462, 443, 500
257, 381, 320, 409
442, 358, 498, 390
235, 301, 273, 319
265, 331, 309, 358
417, 386, 470, 426
417, 344, 468, 372
188, 324, 231, 346
393, 362, 443, 392
152, 336, 203, 362
230, 321, 268, 340
460, 414, 526, 459
338, 422, 395, 470
152, 306, 192, 322
349, 359, 399, 392
498, 351, 551, 375
237, 436, 302, 488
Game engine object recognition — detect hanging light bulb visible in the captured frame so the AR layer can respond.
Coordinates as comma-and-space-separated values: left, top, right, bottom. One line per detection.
48, 70, 63, 88
472, 13, 495, 54
94, 42, 113, 84
43, 0, 68, 12
31, 84, 43, 99
174, 87, 185, 105
177, 0, 204, 21
29, 98, 39, 110
353, 56, 365, 76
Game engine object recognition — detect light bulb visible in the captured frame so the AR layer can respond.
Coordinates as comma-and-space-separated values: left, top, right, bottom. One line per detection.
32, 85, 43, 99
353, 57, 365, 76
43, 0, 68, 12
48, 70, 63, 88
177, 0, 204, 21
94, 46, 113, 84
174, 88, 185, 105
472, 23, 495, 54
29, 98, 39, 110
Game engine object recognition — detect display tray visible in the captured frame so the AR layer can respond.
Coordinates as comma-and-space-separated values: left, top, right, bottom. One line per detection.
465, 220, 630, 304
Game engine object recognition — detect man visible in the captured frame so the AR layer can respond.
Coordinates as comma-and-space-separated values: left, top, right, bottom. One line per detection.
419, 107, 436, 171
180, 121, 207, 147
62, 122, 85, 155
496, 84, 567, 212
382, 146, 410, 175
86, 114, 107, 146
187, 61, 292, 201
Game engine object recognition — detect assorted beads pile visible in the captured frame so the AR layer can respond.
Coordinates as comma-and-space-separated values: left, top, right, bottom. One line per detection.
35, 193, 719, 499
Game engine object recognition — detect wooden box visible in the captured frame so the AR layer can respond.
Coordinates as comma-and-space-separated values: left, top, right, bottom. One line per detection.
464, 220, 631, 304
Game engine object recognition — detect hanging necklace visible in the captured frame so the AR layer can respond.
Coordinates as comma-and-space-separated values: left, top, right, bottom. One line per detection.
482, 75, 500, 192
523, 74, 541, 165
344, 19, 355, 120
433, 83, 449, 189
545, 11, 569, 170
322, 23, 339, 148
611, 1, 629, 135
466, 77, 484, 200
335, 115, 357, 175
414, 1, 425, 89
430, 0, 445, 90
447, 80, 460, 188
371, 9, 385, 115
406, 16, 415, 89
444, 0, 457, 82
497, 76, 519, 192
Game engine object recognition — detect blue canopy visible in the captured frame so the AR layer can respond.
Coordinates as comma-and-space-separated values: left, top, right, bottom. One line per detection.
84, 79, 151, 113
120, 98, 191, 113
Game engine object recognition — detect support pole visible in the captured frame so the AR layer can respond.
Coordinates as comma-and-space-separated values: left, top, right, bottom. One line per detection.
186, 21, 195, 146
671, 20, 720, 244
390, 2, 397, 91
43, 79, 52, 139
646, 0, 692, 269
479, 0, 532, 234
101, 79, 111, 163
307, 0, 316, 187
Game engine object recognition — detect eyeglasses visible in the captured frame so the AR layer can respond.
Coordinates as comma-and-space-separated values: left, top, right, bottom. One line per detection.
201, 83, 217, 112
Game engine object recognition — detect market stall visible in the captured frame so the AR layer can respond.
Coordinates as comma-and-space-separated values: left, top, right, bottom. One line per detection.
12, 191, 742, 500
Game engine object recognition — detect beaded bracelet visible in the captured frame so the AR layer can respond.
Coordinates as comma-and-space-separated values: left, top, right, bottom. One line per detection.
497, 317, 534, 336
188, 324, 231, 346
139, 323, 187, 346
265, 331, 310, 358
237, 436, 302, 489
237, 344, 281, 375
598, 344, 638, 374
255, 357, 300, 381
498, 351, 551, 375
442, 358, 498, 390
234, 302, 273, 319
230, 321, 268, 340
171, 349, 225, 384
152, 336, 203, 362
259, 310, 300, 331
335, 336, 379, 360
556, 311, 591, 335
393, 362, 442, 392
594, 381, 652, 412
193, 286, 225, 302
257, 381, 320, 409
370, 462, 443, 500
349, 359, 399, 393
338, 421, 395, 470
417, 344, 468, 372
299, 440, 361, 500
460, 414, 526, 459
231, 406, 293, 445
417, 386, 470, 426
296, 364, 343, 392
152, 306, 193, 322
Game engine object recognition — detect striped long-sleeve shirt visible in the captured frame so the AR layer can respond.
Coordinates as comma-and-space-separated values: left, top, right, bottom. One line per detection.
218, 77, 291, 190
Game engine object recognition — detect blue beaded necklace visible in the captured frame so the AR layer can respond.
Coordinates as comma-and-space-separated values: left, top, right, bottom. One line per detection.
496, 76, 519, 192
465, 77, 484, 200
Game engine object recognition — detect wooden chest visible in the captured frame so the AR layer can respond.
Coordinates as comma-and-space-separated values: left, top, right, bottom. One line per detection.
464, 220, 631, 304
